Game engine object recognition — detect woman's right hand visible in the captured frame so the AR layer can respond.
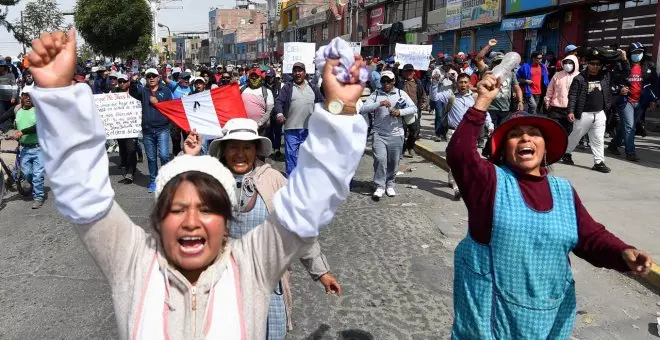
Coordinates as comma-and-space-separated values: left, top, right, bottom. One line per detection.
28, 30, 77, 88
184, 129, 202, 156
474, 74, 502, 112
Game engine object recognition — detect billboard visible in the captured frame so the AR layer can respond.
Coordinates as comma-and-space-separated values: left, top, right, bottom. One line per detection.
445, 0, 462, 30
505, 0, 556, 15
461, 0, 501, 28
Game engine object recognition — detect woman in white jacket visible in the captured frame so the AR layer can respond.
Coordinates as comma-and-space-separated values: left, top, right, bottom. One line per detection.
27, 30, 367, 340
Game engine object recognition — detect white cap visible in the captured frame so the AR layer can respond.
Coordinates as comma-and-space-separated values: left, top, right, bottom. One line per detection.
380, 70, 395, 80
172, 67, 181, 74
116, 73, 128, 81
21, 85, 33, 94
145, 68, 159, 76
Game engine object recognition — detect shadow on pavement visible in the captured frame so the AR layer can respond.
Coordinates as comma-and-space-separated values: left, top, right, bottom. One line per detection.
303, 324, 376, 340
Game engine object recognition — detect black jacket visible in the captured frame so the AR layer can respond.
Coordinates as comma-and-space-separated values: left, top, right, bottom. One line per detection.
568, 70, 612, 119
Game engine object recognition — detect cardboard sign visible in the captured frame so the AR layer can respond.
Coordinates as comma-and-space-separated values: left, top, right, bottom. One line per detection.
283, 42, 316, 73
395, 43, 432, 70
94, 92, 143, 139
349, 42, 362, 56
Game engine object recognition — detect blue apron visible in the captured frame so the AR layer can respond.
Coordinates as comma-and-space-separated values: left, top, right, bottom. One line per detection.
452, 166, 578, 339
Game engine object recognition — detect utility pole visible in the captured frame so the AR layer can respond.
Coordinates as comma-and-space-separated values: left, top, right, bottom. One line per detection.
20, 11, 26, 54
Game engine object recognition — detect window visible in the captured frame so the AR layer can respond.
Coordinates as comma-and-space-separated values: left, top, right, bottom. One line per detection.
310, 25, 317, 42
404, 0, 424, 19
298, 27, 307, 42
625, 0, 657, 7
430, 0, 446, 11
322, 23, 328, 40
388, 3, 404, 23
287, 10, 293, 23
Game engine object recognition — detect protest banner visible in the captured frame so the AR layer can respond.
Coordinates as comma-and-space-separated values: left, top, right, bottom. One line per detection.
349, 42, 362, 56
94, 92, 143, 139
394, 43, 432, 70
283, 42, 316, 73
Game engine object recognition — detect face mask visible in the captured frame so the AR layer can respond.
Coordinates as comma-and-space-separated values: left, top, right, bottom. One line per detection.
221, 79, 231, 85
563, 63, 574, 73
248, 77, 262, 88
631, 53, 643, 63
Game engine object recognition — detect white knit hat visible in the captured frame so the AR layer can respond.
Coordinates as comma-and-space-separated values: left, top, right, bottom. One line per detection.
154, 155, 237, 208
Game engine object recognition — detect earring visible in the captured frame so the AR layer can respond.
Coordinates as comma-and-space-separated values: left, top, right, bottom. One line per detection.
543, 152, 548, 168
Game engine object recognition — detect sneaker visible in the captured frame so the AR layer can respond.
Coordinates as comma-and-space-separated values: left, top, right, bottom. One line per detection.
433, 136, 443, 142
148, 182, 157, 193
625, 153, 640, 162
123, 174, 133, 184
31, 200, 44, 209
453, 188, 461, 201
137, 156, 144, 163
592, 162, 611, 173
372, 188, 385, 199
386, 188, 396, 197
403, 150, 414, 158
561, 153, 574, 165
606, 145, 621, 156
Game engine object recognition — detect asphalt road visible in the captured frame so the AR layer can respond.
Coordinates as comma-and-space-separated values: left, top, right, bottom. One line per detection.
0, 146, 657, 339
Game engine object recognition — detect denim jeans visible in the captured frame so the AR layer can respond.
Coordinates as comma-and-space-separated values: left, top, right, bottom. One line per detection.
143, 128, 170, 184
20, 145, 45, 201
372, 133, 404, 189
434, 102, 446, 137
284, 128, 308, 176
611, 102, 645, 155
523, 95, 537, 115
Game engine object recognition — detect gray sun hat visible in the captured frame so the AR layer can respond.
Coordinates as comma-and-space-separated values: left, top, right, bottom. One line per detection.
208, 118, 273, 159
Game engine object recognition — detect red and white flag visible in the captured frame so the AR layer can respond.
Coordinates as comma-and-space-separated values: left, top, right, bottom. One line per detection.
154, 84, 248, 137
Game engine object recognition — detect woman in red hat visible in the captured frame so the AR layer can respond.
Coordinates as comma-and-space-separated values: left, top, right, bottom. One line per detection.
446, 74, 653, 339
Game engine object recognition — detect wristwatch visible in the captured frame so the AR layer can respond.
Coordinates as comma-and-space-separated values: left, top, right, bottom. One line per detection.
327, 99, 357, 115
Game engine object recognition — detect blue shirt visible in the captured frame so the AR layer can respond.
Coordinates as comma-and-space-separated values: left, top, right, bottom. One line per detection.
167, 81, 191, 99
371, 70, 382, 90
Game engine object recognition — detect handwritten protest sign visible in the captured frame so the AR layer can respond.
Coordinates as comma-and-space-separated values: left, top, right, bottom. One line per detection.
395, 43, 432, 70
283, 42, 316, 73
94, 92, 143, 139
349, 42, 362, 56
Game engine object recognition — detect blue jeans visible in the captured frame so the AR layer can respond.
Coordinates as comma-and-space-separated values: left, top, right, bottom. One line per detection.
20, 145, 45, 201
611, 102, 645, 155
284, 128, 308, 176
143, 128, 170, 183
434, 101, 446, 137
372, 133, 404, 189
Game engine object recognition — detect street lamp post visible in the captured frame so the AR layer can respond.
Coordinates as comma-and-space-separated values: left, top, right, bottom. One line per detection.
158, 23, 172, 62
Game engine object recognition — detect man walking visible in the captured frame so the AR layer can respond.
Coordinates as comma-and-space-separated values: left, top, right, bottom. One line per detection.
517, 52, 549, 115
0, 59, 18, 113
11, 87, 45, 209
563, 52, 612, 173
397, 63, 427, 158
130, 68, 173, 192
273, 62, 323, 176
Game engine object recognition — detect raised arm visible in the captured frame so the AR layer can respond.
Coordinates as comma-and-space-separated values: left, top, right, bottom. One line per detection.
243, 54, 368, 291
28, 30, 150, 287
475, 39, 497, 73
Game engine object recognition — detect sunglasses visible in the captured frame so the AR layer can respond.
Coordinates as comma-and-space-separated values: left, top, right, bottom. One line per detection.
146, 74, 158, 79
118, 80, 128, 83
222, 77, 231, 80
380, 78, 394, 84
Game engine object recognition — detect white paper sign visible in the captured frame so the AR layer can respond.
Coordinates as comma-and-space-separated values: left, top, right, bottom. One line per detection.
395, 43, 433, 70
349, 42, 362, 56
283, 42, 316, 73
94, 92, 143, 139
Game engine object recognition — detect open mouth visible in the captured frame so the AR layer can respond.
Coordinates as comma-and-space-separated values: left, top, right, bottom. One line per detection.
178, 236, 206, 255
517, 147, 535, 159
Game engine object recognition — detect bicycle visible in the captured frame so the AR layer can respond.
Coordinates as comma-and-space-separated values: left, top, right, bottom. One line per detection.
0, 135, 31, 204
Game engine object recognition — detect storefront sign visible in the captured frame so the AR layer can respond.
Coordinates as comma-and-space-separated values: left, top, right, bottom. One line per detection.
349, 42, 362, 55
461, 0, 501, 28
394, 43, 432, 70
500, 13, 548, 31
445, 0, 462, 30
505, 0, 556, 15
368, 5, 384, 33
283, 42, 316, 73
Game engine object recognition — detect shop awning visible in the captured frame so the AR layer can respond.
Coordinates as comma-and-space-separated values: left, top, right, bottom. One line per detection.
500, 13, 549, 31
362, 32, 388, 46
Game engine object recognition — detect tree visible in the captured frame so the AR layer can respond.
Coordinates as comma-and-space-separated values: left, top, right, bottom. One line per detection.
11, 0, 64, 45
0, 0, 22, 41
74, 0, 153, 57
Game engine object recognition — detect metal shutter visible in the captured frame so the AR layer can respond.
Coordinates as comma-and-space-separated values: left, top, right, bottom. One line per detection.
476, 25, 512, 53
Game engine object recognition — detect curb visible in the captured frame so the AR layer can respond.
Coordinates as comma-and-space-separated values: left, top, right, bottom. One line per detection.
414, 141, 449, 172
414, 141, 660, 289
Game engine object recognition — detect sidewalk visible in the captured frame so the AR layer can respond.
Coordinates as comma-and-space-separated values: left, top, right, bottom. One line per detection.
414, 112, 660, 288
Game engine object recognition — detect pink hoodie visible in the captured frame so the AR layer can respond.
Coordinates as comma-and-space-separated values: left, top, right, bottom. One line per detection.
544, 55, 580, 109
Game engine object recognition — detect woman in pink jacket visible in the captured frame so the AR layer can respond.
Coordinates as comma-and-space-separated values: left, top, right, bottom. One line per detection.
544, 54, 580, 134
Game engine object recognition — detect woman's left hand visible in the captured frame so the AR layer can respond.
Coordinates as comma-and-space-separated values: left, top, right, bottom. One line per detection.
621, 248, 653, 276
318, 273, 342, 296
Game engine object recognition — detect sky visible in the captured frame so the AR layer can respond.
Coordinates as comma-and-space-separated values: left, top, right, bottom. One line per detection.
0, 0, 234, 58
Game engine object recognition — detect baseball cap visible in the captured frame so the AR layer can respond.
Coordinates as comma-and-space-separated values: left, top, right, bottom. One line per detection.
97, 66, 106, 72
380, 70, 395, 80
292, 62, 306, 70
179, 71, 191, 79
248, 68, 263, 76
145, 68, 159, 76
630, 42, 644, 52
265, 68, 276, 77
192, 76, 205, 83
117, 74, 128, 81
565, 44, 578, 53
402, 64, 415, 71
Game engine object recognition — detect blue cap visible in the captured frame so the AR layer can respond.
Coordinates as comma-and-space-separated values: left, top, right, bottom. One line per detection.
565, 44, 578, 53
0, 59, 6, 66
630, 42, 644, 52
265, 68, 275, 77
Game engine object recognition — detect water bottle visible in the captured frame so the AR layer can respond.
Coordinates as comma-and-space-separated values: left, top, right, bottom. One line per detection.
491, 52, 521, 81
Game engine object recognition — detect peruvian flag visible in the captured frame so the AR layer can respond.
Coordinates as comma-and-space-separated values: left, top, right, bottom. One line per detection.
154, 84, 248, 137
